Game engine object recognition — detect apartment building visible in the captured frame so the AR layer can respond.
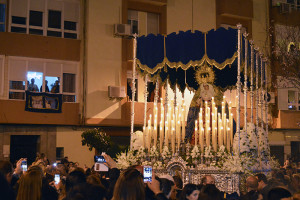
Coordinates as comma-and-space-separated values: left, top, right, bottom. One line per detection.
0, 0, 270, 167
268, 0, 300, 165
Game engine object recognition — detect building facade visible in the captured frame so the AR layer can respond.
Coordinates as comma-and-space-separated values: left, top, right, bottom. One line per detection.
0, 0, 279, 167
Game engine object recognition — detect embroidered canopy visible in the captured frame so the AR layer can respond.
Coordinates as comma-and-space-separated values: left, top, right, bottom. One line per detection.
136, 27, 253, 92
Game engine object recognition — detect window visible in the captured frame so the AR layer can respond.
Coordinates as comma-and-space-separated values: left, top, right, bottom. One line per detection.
48, 10, 61, 29
0, 3, 6, 32
0, 55, 4, 96
62, 73, 76, 102
128, 10, 138, 35
288, 90, 299, 110
27, 71, 43, 92
127, 10, 160, 35
147, 13, 159, 35
29, 10, 43, 35
9, 0, 80, 39
8, 57, 79, 102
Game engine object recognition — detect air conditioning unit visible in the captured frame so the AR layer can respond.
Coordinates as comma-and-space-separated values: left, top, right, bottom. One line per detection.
265, 92, 275, 104
108, 86, 126, 98
114, 24, 131, 36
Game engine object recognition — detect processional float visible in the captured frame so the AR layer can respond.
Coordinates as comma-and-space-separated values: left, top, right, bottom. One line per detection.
117, 24, 275, 194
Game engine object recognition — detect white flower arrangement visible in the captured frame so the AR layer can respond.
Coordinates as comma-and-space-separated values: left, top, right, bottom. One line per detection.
149, 146, 159, 158
216, 145, 226, 157
246, 123, 258, 151
161, 146, 171, 160
222, 153, 252, 174
233, 129, 250, 154
136, 146, 146, 162
142, 160, 152, 166
153, 161, 164, 169
257, 127, 269, 155
116, 150, 138, 169
131, 131, 144, 151
191, 145, 201, 160
204, 146, 214, 159
116, 152, 130, 169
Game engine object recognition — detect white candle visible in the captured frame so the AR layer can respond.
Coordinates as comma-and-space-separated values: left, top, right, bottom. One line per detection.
206, 127, 211, 147
177, 119, 181, 150
148, 126, 151, 150
172, 128, 175, 155
165, 125, 168, 148
160, 121, 163, 152
181, 106, 186, 140
154, 119, 157, 147
213, 127, 217, 152
143, 126, 146, 149
195, 120, 198, 146
220, 126, 224, 147
223, 114, 227, 146
200, 128, 204, 152
230, 113, 233, 146
227, 126, 231, 151
199, 120, 203, 146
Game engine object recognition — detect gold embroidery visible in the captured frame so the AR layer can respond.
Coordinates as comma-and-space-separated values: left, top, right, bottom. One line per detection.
195, 63, 215, 84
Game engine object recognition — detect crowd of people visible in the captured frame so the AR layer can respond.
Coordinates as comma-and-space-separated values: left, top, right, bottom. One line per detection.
0, 153, 300, 200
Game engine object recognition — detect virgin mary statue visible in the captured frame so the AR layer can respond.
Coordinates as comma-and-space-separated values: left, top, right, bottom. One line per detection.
185, 64, 221, 143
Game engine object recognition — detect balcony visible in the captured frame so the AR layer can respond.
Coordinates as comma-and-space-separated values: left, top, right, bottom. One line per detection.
0, 32, 80, 61
216, 0, 253, 20
0, 100, 80, 125
271, 4, 300, 26
274, 110, 300, 129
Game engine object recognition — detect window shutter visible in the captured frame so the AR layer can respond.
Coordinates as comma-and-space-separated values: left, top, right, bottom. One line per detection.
30, 0, 45, 12
64, 2, 79, 22
9, 59, 27, 81
11, 0, 27, 17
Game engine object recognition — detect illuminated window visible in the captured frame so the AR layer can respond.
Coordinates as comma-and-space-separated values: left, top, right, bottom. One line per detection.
8, 57, 78, 102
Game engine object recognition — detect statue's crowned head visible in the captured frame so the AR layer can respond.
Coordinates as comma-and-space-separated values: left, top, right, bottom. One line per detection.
195, 63, 215, 85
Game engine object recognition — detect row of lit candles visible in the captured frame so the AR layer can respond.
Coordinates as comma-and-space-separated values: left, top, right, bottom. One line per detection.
143, 97, 234, 155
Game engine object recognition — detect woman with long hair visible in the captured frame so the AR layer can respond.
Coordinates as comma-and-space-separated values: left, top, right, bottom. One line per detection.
180, 183, 200, 200
112, 168, 145, 200
16, 167, 43, 200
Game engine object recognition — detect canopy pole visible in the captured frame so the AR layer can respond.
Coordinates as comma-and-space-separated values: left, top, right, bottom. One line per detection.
154, 76, 159, 105
255, 49, 260, 161
164, 79, 169, 124
264, 58, 269, 155
237, 24, 242, 155
143, 74, 149, 129
250, 40, 254, 123
243, 33, 248, 132
260, 53, 264, 131
130, 35, 137, 149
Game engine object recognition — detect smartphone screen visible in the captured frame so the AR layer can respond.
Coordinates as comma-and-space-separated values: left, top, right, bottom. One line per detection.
54, 174, 60, 184
143, 166, 152, 183
21, 160, 27, 172
94, 163, 109, 172
94, 155, 106, 163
